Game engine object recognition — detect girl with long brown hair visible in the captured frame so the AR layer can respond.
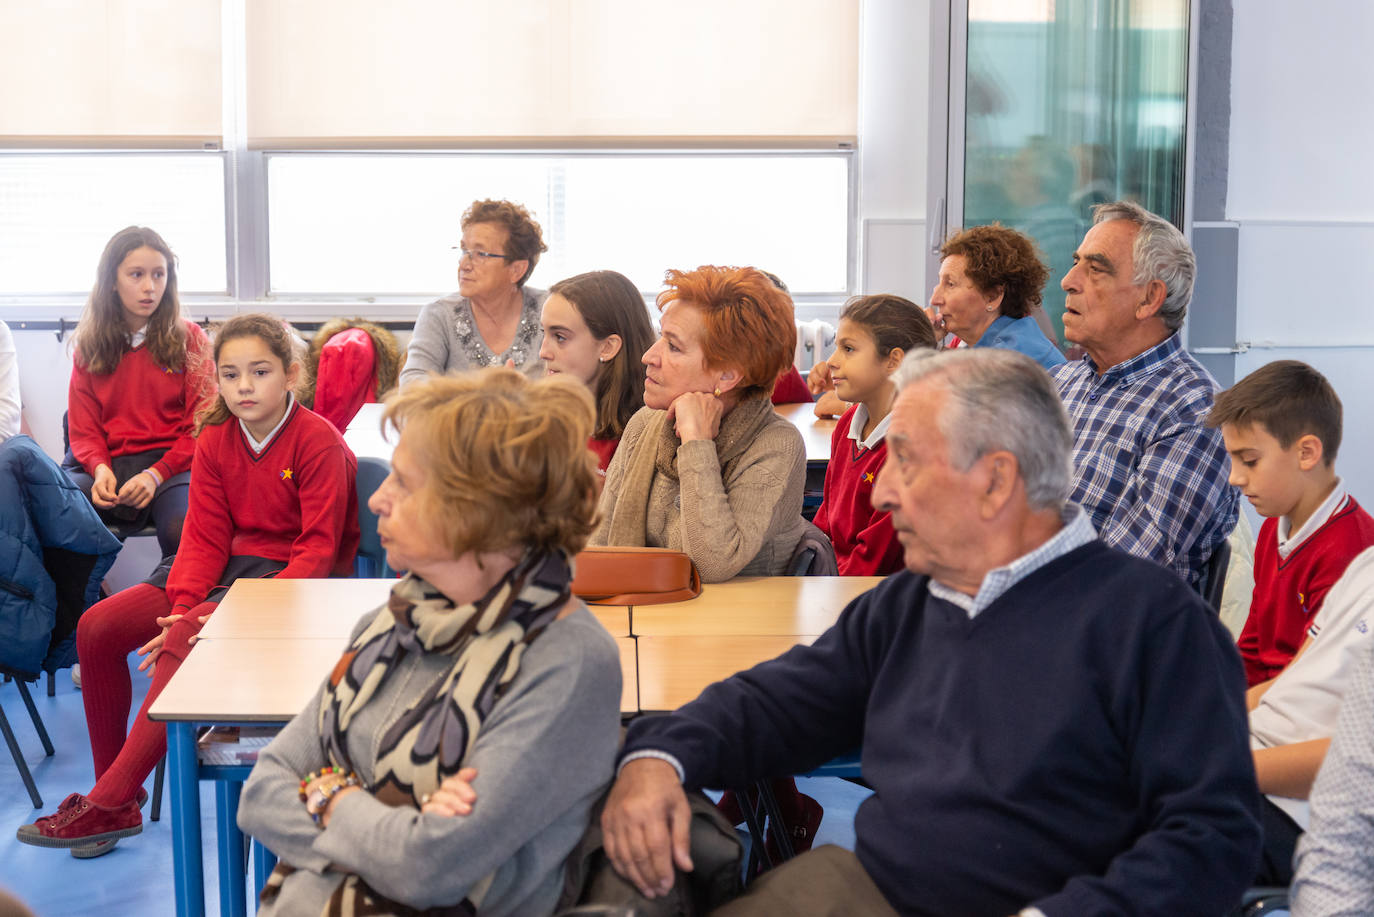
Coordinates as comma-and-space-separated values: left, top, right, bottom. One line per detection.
63, 226, 213, 556
538, 270, 655, 470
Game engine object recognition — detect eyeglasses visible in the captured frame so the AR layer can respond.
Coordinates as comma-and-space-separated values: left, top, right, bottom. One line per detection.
453, 246, 511, 263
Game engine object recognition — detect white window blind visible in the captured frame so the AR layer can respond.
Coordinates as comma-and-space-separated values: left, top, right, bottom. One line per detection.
245, 0, 859, 149
0, 1, 222, 148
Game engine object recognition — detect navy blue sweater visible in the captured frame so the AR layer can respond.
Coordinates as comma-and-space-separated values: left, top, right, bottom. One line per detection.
623, 541, 1261, 916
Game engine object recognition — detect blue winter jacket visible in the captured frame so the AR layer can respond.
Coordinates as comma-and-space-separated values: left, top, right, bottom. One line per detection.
0, 436, 121, 677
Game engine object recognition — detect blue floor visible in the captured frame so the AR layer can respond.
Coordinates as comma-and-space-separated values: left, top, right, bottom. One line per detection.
0, 660, 871, 916
0, 662, 234, 916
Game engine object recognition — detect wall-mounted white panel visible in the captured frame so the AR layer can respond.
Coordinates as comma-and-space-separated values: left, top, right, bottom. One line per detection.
1234, 222, 1374, 347
1228, 2, 1374, 221
862, 219, 926, 302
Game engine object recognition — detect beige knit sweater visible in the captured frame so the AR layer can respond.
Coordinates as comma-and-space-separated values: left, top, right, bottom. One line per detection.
590, 403, 808, 582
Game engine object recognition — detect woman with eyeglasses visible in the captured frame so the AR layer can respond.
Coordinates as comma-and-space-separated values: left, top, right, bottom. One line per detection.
402, 199, 550, 386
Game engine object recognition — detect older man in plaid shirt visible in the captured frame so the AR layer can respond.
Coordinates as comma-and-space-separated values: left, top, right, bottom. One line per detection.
1052, 201, 1237, 590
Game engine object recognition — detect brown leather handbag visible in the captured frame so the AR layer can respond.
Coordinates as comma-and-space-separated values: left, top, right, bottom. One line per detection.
571, 546, 702, 605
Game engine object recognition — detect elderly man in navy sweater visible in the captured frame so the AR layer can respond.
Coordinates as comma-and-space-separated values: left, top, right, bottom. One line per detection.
602, 347, 1261, 916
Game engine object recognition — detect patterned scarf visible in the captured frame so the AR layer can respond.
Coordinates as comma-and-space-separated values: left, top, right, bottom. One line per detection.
604, 393, 776, 548
261, 549, 572, 917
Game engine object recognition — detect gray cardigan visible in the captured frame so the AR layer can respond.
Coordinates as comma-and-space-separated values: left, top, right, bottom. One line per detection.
401, 287, 548, 387
237, 604, 622, 917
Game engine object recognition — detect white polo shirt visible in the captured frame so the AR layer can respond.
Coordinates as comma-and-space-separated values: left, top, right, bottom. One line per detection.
1250, 545, 1374, 827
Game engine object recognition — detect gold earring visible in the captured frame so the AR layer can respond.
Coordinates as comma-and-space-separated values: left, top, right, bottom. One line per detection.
713, 387, 722, 398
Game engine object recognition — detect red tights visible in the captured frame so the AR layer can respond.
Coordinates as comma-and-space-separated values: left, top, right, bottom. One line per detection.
75, 583, 213, 807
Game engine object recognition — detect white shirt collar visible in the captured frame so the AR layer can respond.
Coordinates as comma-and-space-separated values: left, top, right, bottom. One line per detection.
1278, 479, 1349, 559
846, 403, 891, 451
240, 393, 296, 454
928, 504, 1097, 618
130, 328, 147, 348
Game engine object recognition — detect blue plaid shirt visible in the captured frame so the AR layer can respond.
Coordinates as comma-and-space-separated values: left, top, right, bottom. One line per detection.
1052, 333, 1238, 588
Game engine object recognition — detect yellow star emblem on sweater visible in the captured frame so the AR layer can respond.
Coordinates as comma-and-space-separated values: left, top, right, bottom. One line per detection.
280, 468, 293, 481
862, 472, 875, 484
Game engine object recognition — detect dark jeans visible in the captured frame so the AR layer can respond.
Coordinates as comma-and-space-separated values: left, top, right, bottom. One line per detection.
1255, 796, 1303, 886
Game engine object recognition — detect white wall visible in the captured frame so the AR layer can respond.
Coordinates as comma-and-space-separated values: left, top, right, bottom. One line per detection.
10, 326, 74, 459
1227, 1, 1374, 500
857, 0, 929, 303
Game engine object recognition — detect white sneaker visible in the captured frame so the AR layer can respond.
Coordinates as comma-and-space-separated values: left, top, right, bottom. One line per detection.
71, 664, 81, 688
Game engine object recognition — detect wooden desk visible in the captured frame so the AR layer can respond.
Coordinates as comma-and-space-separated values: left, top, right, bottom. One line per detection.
344, 402, 396, 462
630, 575, 880, 637
773, 401, 836, 465
635, 634, 816, 712
199, 577, 633, 640
151, 637, 347, 722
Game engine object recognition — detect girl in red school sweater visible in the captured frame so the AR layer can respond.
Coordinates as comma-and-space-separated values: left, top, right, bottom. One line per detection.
812, 294, 937, 575
63, 226, 214, 557
19, 313, 359, 857
538, 270, 655, 471
715, 295, 939, 861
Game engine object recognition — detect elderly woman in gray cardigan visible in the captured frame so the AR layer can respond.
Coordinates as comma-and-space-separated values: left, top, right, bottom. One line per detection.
238, 370, 621, 917
590, 265, 809, 583
401, 199, 550, 386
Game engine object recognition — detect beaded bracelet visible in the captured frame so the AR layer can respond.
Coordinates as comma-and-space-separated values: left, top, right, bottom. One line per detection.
299, 766, 359, 825
298, 766, 349, 802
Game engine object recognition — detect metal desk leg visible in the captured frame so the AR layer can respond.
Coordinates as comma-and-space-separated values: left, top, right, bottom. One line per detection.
168, 722, 204, 917
252, 839, 277, 902
216, 780, 247, 917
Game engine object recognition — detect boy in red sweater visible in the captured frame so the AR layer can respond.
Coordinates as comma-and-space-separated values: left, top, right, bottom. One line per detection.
1208, 360, 1374, 688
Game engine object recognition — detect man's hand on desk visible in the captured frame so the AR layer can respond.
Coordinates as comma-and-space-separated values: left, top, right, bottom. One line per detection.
601, 758, 694, 899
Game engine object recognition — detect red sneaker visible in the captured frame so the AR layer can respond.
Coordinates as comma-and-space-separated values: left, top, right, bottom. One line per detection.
16, 793, 142, 849
69, 789, 151, 859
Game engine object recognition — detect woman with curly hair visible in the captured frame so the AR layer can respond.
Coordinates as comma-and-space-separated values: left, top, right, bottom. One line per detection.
403, 199, 550, 385
929, 224, 1066, 370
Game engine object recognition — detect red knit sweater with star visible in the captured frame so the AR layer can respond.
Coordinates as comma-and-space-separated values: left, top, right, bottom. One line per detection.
166, 401, 360, 612
1240, 496, 1374, 685
68, 320, 213, 480
812, 405, 903, 576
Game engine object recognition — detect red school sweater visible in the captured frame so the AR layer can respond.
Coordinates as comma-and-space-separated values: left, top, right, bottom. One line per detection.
588, 436, 619, 473
68, 320, 213, 480
1239, 496, 1374, 685
165, 401, 360, 612
812, 405, 903, 576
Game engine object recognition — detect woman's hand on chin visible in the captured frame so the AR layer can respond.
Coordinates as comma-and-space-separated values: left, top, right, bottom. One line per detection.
668, 391, 724, 443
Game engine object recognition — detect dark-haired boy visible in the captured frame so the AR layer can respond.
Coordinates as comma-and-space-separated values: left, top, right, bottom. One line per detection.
1208, 360, 1374, 688
1209, 360, 1374, 883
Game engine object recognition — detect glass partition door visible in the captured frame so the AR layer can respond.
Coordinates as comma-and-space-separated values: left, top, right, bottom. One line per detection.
933, 0, 1190, 348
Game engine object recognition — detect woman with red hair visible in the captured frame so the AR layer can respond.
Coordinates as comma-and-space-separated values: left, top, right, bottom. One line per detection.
590, 265, 809, 583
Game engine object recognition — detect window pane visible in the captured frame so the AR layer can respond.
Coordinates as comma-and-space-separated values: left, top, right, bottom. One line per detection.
961, 0, 1189, 347
266, 153, 850, 295
0, 154, 228, 294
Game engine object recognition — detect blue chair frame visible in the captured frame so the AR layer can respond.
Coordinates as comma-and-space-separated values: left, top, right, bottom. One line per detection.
354, 456, 393, 578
